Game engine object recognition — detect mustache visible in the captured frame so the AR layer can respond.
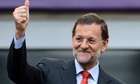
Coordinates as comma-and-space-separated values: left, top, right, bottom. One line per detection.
78, 48, 91, 53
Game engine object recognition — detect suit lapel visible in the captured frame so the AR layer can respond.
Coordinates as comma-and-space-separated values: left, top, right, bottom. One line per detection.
60, 59, 76, 84
60, 61, 114, 84
98, 67, 112, 84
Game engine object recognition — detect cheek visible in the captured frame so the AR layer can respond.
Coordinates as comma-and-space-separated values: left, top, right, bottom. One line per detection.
90, 44, 102, 52
72, 41, 80, 49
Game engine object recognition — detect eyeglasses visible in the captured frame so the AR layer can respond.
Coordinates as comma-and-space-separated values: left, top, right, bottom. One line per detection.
74, 36, 102, 44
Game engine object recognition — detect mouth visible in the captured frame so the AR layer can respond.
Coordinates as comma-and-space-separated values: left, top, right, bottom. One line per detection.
78, 50, 90, 53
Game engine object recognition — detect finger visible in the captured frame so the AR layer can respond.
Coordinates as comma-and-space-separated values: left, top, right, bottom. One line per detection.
16, 6, 26, 9
16, 13, 27, 17
20, 18, 27, 23
14, 6, 26, 13
17, 17, 27, 23
13, 12, 27, 20
24, 0, 30, 20
24, 0, 30, 7
14, 9, 26, 13
20, 13, 27, 17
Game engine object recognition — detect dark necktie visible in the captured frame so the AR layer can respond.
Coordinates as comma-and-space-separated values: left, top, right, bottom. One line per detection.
80, 71, 91, 84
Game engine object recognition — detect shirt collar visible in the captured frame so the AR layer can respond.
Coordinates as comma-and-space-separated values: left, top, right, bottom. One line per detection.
74, 59, 99, 82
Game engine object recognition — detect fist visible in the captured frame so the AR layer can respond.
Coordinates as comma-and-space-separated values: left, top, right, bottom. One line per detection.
13, 0, 30, 39
13, 6, 29, 23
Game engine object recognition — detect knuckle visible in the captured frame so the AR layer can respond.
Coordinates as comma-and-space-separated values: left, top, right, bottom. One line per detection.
15, 17, 20, 21
22, 9, 26, 12
22, 13, 26, 16
23, 18, 27, 21
13, 12, 15, 15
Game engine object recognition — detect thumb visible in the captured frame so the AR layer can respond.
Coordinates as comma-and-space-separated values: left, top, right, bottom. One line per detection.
24, 0, 30, 7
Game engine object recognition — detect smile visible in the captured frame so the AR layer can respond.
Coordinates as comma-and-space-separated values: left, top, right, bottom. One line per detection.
78, 51, 90, 53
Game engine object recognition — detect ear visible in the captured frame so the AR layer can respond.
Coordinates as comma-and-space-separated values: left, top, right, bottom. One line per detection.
101, 39, 109, 53
72, 35, 74, 48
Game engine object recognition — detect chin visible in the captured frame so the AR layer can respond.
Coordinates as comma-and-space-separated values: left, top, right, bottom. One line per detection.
77, 56, 91, 64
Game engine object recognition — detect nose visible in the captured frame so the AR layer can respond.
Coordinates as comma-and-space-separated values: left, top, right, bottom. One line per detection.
80, 39, 89, 49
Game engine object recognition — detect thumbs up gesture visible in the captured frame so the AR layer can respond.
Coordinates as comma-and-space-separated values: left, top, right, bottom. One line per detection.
13, 0, 30, 39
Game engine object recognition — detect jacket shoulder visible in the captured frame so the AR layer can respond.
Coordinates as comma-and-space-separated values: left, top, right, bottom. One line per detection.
36, 57, 67, 68
99, 67, 125, 84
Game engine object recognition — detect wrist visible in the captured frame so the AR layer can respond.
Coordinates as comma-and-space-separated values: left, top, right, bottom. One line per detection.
15, 30, 25, 40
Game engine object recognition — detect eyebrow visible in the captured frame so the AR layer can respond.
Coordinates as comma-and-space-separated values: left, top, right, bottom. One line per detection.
77, 35, 82, 37
76, 35, 96, 39
88, 37, 95, 39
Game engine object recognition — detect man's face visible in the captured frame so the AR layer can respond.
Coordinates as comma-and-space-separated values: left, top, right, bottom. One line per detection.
72, 23, 108, 68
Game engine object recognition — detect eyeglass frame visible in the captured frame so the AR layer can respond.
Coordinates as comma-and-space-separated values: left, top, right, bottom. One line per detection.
73, 36, 103, 45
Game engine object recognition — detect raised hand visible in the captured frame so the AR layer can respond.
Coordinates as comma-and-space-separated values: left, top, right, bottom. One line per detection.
13, 0, 30, 39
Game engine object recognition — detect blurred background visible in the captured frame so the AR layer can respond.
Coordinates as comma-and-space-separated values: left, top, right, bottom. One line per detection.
0, 0, 140, 84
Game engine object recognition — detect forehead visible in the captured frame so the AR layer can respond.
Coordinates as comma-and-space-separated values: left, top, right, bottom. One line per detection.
75, 23, 102, 38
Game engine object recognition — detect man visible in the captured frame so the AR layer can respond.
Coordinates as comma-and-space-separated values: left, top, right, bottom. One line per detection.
7, 0, 125, 84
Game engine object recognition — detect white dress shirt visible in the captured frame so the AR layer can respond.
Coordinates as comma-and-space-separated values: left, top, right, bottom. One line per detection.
14, 35, 100, 84
14, 35, 25, 49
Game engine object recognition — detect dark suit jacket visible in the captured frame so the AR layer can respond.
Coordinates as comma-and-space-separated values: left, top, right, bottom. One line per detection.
7, 40, 125, 84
